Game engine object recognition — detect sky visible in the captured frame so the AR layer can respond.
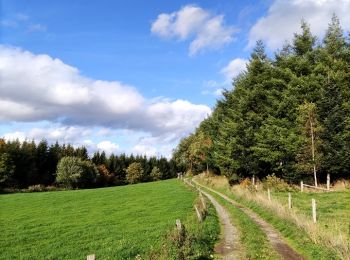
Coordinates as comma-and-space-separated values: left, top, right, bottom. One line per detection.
1, 0, 350, 157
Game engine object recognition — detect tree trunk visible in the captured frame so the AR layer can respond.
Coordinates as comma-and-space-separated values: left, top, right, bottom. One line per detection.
310, 121, 318, 187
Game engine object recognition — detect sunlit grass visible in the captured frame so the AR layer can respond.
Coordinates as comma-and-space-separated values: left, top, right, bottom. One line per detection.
0, 179, 196, 259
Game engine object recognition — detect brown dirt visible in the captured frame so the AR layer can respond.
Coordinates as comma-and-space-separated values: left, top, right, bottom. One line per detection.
194, 181, 305, 260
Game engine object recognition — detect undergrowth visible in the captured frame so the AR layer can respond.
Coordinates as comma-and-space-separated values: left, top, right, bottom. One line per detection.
148, 195, 220, 259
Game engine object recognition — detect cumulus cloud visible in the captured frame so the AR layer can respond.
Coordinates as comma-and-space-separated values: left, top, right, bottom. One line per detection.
221, 58, 248, 82
201, 58, 248, 97
3, 126, 91, 143
248, 0, 350, 50
132, 144, 158, 157
0, 45, 211, 156
2, 127, 120, 155
151, 5, 237, 55
97, 141, 119, 155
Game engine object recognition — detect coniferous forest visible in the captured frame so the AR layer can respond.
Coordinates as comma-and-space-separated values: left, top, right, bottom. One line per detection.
173, 16, 350, 184
0, 138, 178, 189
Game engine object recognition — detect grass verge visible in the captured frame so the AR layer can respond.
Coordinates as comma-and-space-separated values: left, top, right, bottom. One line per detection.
149, 196, 220, 259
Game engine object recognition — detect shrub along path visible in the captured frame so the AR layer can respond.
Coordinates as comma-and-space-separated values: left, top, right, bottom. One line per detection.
193, 180, 305, 260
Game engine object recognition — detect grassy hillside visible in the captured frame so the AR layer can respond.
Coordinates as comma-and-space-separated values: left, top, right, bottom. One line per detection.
0, 179, 196, 259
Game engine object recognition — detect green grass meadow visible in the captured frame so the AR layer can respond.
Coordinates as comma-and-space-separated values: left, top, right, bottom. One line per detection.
273, 190, 350, 236
0, 179, 196, 259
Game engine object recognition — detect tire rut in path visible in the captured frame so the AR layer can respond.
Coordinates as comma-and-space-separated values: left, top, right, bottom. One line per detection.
201, 190, 241, 260
194, 181, 305, 260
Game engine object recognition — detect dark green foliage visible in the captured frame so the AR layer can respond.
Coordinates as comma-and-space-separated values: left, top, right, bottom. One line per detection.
0, 138, 179, 189
173, 16, 350, 182
0, 153, 15, 185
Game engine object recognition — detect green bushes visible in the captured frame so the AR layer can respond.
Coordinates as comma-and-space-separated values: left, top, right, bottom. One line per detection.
148, 199, 220, 259
56, 156, 99, 188
150, 166, 162, 181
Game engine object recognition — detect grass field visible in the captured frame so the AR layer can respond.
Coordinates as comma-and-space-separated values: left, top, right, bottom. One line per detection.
0, 179, 197, 259
272, 190, 350, 235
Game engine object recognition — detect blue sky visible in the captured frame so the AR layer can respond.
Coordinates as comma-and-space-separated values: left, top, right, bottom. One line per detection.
1, 0, 349, 157
1, 0, 266, 105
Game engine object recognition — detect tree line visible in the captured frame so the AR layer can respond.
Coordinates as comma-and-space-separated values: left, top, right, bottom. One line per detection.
0, 138, 179, 189
173, 16, 350, 185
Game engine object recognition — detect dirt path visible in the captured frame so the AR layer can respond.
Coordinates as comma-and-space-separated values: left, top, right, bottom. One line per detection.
194, 181, 305, 260
201, 190, 242, 260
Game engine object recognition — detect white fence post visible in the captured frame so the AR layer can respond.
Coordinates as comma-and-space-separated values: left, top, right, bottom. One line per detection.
87, 254, 95, 260
327, 174, 330, 191
312, 199, 317, 223
300, 181, 304, 192
176, 219, 182, 231
267, 188, 271, 201
288, 192, 292, 209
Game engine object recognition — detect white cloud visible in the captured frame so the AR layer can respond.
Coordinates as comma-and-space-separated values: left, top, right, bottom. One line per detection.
27, 23, 47, 32
2, 127, 119, 155
132, 144, 157, 157
3, 131, 26, 142
201, 58, 248, 97
213, 88, 224, 96
97, 141, 119, 155
248, 0, 350, 50
3, 126, 91, 143
151, 5, 237, 55
15, 13, 29, 21
146, 99, 211, 134
221, 58, 248, 82
0, 45, 211, 156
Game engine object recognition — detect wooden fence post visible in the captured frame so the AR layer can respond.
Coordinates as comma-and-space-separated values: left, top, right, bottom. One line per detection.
87, 254, 95, 260
312, 199, 317, 223
327, 174, 330, 191
300, 181, 304, 192
175, 219, 186, 248
194, 205, 202, 222
288, 192, 292, 209
252, 175, 255, 186
199, 192, 206, 210
267, 188, 271, 201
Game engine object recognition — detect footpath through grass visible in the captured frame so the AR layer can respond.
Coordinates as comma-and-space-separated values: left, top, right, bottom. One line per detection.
0, 179, 196, 259
208, 191, 280, 259
229, 191, 339, 259
195, 175, 343, 259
